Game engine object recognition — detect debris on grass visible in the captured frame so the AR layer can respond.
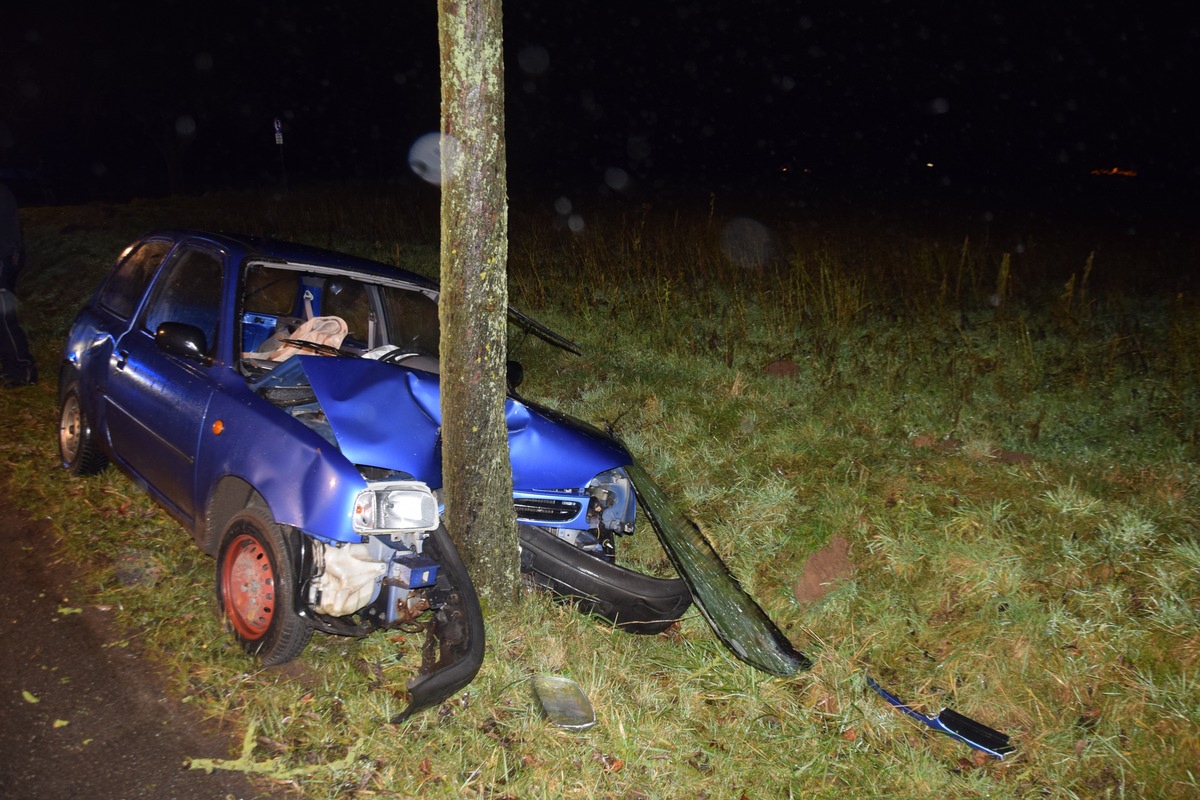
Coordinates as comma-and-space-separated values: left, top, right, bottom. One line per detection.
187, 720, 366, 779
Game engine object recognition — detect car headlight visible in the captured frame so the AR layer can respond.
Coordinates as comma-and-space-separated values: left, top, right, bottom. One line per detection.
586, 467, 636, 533
353, 481, 439, 534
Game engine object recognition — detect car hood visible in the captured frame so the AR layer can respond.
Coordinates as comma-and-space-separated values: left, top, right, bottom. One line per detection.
293, 357, 630, 490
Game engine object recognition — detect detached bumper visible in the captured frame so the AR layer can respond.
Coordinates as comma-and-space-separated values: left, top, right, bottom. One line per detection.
519, 525, 692, 634
392, 524, 486, 722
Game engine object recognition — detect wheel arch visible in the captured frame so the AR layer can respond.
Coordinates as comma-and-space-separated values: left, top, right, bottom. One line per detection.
58, 360, 77, 404
200, 475, 269, 556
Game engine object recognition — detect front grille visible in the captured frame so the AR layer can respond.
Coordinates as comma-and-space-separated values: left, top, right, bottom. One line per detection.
514, 497, 582, 522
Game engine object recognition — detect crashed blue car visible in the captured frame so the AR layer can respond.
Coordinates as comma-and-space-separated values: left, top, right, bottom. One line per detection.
58, 231, 700, 717
59, 230, 807, 720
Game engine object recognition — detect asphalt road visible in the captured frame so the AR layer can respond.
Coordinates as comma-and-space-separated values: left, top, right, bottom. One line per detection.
0, 491, 281, 800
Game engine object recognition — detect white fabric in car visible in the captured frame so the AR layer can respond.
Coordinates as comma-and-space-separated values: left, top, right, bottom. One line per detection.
262, 315, 348, 361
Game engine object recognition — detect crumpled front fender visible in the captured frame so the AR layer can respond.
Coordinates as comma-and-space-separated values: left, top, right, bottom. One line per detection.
392, 524, 486, 722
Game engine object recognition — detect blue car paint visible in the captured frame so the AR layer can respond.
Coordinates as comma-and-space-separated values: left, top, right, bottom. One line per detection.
103, 325, 217, 517
64, 229, 634, 551
299, 356, 631, 492
296, 357, 443, 481
192, 373, 369, 545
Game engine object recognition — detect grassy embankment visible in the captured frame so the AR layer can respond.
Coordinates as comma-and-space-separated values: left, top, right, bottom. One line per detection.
3, 188, 1197, 798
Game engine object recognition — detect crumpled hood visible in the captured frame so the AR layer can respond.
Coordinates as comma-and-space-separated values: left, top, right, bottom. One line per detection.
295, 357, 630, 490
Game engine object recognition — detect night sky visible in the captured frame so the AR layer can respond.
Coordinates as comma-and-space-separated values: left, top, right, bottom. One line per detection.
3, 1, 1197, 215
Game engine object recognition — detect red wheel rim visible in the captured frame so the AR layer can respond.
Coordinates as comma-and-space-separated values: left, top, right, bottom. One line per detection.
221, 533, 276, 639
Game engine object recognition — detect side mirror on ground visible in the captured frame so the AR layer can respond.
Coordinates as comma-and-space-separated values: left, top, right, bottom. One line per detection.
156, 322, 209, 363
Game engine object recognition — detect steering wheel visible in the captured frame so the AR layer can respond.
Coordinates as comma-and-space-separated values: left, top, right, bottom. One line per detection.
278, 338, 344, 357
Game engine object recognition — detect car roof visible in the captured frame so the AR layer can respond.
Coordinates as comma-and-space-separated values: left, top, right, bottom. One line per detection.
142, 229, 439, 290
134, 229, 582, 355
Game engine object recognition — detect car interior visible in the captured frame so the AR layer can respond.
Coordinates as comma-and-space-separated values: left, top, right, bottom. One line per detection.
238, 263, 441, 376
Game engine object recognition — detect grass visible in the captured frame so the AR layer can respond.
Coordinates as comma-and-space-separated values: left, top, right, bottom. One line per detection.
5, 185, 1198, 798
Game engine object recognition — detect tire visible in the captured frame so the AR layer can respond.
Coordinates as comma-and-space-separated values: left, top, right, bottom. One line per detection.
58, 379, 108, 475
216, 507, 313, 665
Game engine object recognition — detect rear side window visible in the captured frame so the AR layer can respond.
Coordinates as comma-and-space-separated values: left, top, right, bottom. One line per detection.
242, 264, 300, 316
98, 240, 174, 319
141, 248, 224, 355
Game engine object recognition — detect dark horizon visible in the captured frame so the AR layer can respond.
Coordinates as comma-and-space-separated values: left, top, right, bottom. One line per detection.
3, 2, 1197, 223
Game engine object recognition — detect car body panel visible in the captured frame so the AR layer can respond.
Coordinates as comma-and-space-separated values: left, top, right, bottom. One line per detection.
192, 382, 368, 544
297, 355, 632, 492
103, 324, 216, 520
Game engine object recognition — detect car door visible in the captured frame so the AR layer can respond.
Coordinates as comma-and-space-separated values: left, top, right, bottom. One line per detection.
102, 244, 224, 522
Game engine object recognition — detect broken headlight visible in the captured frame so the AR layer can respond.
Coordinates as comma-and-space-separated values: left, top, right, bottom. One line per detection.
352, 481, 439, 534
585, 467, 636, 534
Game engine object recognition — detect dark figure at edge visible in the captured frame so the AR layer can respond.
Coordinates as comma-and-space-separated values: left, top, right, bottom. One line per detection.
0, 182, 37, 387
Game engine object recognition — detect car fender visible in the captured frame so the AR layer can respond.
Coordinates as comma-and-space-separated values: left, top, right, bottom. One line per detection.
194, 386, 367, 545
61, 310, 121, 419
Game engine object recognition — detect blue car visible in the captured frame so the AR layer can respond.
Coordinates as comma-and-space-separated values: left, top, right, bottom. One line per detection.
58, 230, 697, 719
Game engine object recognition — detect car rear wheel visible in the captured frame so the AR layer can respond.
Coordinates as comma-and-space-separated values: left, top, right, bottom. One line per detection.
216, 508, 312, 665
58, 380, 108, 476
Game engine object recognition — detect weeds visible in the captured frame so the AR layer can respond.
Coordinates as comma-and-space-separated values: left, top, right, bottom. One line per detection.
5, 188, 1198, 798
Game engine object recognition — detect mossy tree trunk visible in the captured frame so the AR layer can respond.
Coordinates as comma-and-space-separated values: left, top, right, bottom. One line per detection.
437, 0, 519, 604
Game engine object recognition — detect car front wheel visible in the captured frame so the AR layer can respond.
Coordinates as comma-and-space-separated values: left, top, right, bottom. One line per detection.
58, 379, 108, 475
216, 508, 313, 665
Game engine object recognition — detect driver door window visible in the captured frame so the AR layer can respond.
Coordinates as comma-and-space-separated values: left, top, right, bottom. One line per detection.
141, 248, 223, 355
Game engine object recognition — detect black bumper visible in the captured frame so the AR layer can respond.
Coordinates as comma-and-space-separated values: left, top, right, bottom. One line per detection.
392, 524, 486, 722
519, 525, 692, 634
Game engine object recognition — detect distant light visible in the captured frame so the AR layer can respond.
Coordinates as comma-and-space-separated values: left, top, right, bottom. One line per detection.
1090, 166, 1137, 177
925, 162, 935, 168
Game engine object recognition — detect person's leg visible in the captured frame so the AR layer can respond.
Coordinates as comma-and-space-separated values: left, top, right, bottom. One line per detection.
0, 289, 36, 386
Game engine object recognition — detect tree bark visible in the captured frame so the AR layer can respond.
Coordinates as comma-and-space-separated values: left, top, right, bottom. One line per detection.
436, 0, 519, 603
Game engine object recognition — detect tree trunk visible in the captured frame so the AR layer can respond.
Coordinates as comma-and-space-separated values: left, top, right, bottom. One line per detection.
436, 0, 519, 604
